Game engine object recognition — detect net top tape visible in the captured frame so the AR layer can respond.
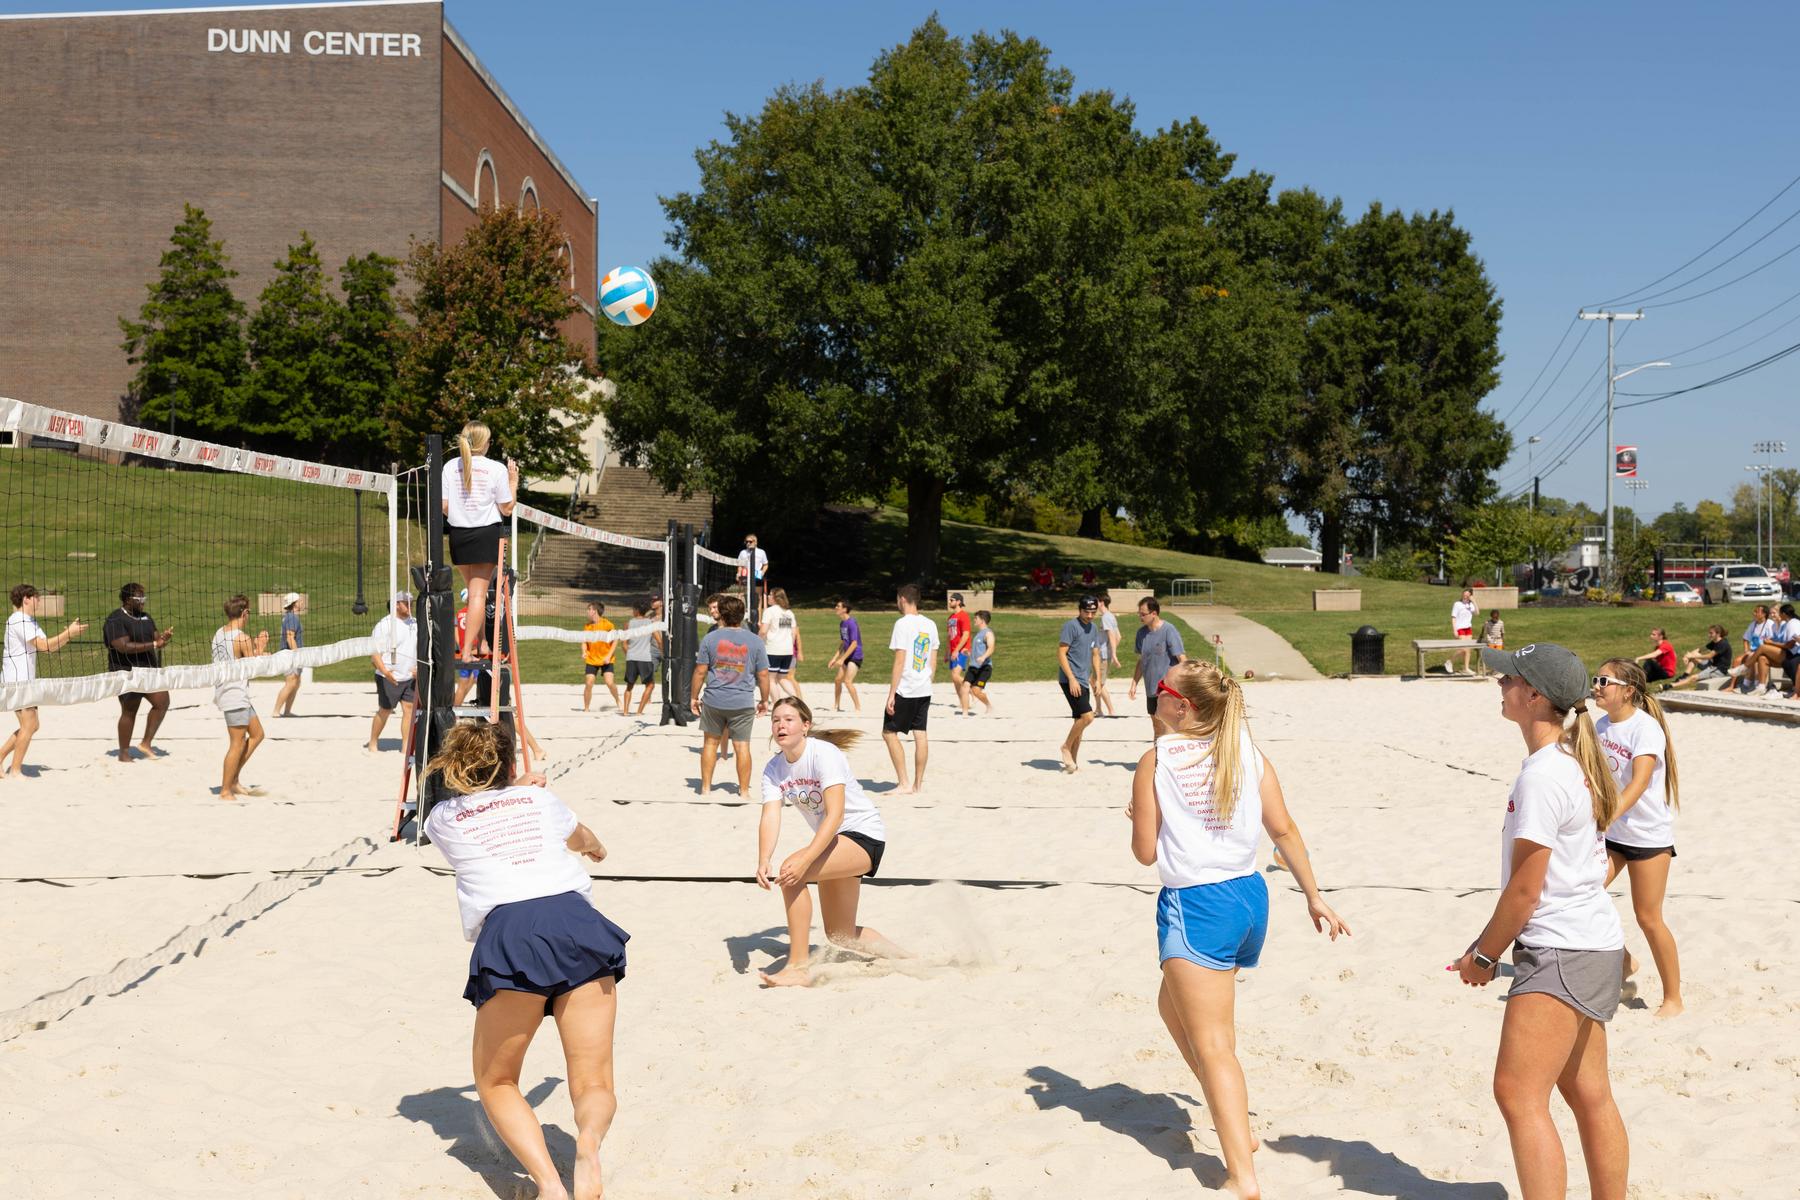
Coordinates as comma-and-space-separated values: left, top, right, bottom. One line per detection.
0, 397, 393, 493
695, 544, 740, 567
514, 503, 667, 554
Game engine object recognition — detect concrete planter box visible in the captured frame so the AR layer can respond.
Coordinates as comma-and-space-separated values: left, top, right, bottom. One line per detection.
949, 589, 994, 612
1313, 589, 1362, 612
35, 592, 65, 617
1112, 588, 1156, 614
1471, 586, 1520, 610
258, 592, 308, 616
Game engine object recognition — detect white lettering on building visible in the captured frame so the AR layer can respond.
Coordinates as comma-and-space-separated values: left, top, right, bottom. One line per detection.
210, 28, 423, 57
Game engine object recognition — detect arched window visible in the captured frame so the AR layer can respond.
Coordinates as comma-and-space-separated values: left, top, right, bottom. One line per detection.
561, 240, 576, 289
519, 177, 540, 210
474, 149, 498, 210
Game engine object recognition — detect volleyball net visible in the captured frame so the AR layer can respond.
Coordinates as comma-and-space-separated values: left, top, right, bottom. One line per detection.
0, 397, 398, 710
693, 540, 750, 627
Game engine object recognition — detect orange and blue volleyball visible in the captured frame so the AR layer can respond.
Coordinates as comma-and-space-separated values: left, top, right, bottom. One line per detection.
600, 266, 658, 327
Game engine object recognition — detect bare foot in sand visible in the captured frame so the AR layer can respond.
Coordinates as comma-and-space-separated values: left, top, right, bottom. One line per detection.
1655, 996, 1685, 1019
758, 966, 811, 988
1059, 748, 1075, 773
136, 741, 158, 759
116, 748, 135, 764
573, 1144, 603, 1200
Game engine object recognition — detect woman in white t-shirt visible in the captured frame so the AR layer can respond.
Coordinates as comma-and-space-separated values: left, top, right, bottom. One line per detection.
758, 587, 803, 700
1593, 657, 1684, 1019
1457, 642, 1628, 1200
440, 421, 520, 665
422, 722, 626, 1200
1126, 662, 1349, 1199
757, 696, 907, 987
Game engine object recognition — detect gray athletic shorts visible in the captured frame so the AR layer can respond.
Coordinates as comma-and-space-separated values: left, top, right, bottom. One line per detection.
1507, 944, 1624, 1023
223, 706, 256, 729
699, 705, 755, 742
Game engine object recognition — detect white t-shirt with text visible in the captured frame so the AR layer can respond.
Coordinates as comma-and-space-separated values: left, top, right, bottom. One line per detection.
760, 737, 886, 842
1596, 709, 1672, 849
1501, 744, 1624, 952
372, 614, 418, 681
3, 610, 46, 685
762, 604, 797, 656
889, 613, 939, 698
1451, 599, 1477, 632
442, 456, 513, 528
1153, 730, 1265, 889
424, 784, 593, 941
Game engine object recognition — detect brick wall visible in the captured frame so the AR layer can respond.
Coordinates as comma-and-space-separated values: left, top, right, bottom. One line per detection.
0, 3, 443, 421
439, 26, 598, 360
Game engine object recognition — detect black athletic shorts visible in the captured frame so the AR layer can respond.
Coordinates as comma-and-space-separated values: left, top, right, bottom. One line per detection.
584, 662, 614, 679
841, 830, 885, 877
884, 693, 930, 734
624, 659, 655, 686
375, 674, 417, 710
1606, 839, 1675, 862
447, 521, 505, 566
1060, 674, 1092, 718
966, 661, 993, 688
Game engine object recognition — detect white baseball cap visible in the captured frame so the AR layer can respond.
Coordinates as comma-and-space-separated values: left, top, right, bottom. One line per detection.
394, 590, 412, 604
282, 591, 301, 607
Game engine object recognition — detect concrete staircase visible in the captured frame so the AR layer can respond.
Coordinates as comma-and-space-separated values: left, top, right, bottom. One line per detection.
519, 466, 712, 615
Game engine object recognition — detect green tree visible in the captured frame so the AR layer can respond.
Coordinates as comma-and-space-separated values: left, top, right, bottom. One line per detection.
243, 233, 341, 445
119, 204, 248, 437
332, 252, 403, 467
1447, 500, 1534, 584
1276, 202, 1509, 572
1694, 499, 1731, 547
392, 205, 595, 478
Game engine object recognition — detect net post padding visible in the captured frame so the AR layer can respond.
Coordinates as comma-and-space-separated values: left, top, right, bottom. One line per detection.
663, 520, 694, 726
407, 434, 458, 844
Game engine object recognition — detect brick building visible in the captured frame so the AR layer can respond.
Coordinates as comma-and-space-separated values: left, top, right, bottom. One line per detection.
0, 0, 598, 421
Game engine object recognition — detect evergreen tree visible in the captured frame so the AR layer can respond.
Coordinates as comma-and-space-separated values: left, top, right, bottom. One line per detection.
391, 205, 596, 478
119, 204, 247, 437
331, 252, 403, 467
243, 233, 340, 445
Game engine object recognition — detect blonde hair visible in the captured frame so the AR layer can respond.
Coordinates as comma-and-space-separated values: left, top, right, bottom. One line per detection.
1555, 700, 1619, 828
1160, 661, 1251, 825
770, 588, 789, 608
457, 421, 491, 493
1600, 657, 1680, 810
770, 695, 860, 752
426, 721, 514, 795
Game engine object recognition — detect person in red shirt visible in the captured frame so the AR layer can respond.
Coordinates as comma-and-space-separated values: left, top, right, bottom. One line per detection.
944, 593, 973, 716
1632, 628, 1678, 684
1030, 564, 1055, 591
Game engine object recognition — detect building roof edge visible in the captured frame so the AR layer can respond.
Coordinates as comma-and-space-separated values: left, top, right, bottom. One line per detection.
0, 0, 439, 20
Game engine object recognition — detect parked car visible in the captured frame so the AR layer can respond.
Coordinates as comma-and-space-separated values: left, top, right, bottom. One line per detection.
1661, 581, 1702, 605
1702, 564, 1784, 604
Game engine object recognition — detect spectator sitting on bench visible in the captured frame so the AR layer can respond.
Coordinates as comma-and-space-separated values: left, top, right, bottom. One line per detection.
1730, 604, 1776, 692
1632, 627, 1678, 685
1079, 565, 1099, 589
1057, 565, 1076, 591
1029, 563, 1055, 592
1745, 603, 1800, 698
1669, 624, 1732, 689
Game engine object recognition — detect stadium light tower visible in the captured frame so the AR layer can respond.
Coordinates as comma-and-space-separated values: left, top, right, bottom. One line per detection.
1625, 478, 1649, 539
1581, 306, 1663, 586
1752, 440, 1787, 566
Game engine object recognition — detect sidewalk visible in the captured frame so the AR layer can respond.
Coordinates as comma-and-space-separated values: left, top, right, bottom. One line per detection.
1165, 605, 1323, 681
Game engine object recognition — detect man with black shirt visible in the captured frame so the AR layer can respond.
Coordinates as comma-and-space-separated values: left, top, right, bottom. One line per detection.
103, 582, 173, 763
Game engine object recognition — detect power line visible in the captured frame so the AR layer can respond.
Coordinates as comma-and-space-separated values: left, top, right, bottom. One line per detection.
1614, 337, 1800, 410
1654, 282, 1800, 361
1492, 314, 1578, 425
1642, 232, 1800, 310
1658, 303, 1800, 371
1608, 198, 1800, 307
1589, 170, 1800, 308
1503, 319, 1594, 431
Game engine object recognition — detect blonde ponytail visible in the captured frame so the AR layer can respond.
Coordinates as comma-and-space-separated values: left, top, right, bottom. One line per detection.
1161, 662, 1253, 826
457, 421, 491, 494
1562, 704, 1619, 829
1602, 658, 1680, 810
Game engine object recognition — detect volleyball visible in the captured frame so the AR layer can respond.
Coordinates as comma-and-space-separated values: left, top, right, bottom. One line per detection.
600, 265, 658, 327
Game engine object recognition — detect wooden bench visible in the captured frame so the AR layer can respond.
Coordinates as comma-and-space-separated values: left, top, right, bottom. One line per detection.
1412, 637, 1478, 676
1659, 689, 1800, 725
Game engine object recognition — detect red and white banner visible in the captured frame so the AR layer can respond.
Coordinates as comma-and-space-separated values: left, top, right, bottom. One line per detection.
0, 397, 392, 493
1613, 445, 1638, 478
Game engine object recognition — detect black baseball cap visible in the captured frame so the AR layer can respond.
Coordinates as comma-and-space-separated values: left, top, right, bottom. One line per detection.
1078, 595, 1099, 610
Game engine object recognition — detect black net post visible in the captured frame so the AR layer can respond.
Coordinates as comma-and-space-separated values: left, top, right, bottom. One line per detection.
411, 434, 456, 840
662, 519, 694, 726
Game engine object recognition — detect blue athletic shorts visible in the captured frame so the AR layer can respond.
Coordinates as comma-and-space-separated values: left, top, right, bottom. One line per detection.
1156, 874, 1269, 971
950, 651, 969, 671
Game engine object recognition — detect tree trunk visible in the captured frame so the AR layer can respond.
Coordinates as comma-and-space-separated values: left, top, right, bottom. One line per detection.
904, 471, 945, 585
1319, 511, 1343, 575
1077, 503, 1104, 540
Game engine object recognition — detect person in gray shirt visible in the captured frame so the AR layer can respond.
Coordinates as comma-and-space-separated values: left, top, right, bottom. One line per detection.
1129, 596, 1188, 738
690, 592, 770, 796
1056, 595, 1106, 772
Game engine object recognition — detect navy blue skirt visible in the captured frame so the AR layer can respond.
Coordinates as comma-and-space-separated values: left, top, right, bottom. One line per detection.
464, 890, 629, 1012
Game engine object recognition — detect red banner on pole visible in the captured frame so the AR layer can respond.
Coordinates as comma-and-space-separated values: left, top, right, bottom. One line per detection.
1614, 445, 1638, 478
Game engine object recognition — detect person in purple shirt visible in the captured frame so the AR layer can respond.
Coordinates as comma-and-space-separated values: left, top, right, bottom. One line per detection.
828, 598, 864, 713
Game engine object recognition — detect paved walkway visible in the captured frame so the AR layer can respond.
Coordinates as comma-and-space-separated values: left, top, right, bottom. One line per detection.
1166, 605, 1323, 681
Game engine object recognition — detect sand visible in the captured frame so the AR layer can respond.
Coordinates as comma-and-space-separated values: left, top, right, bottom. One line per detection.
1, 676, 1795, 1198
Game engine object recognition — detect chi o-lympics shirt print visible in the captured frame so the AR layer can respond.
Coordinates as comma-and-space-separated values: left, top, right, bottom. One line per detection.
1596, 709, 1672, 849
424, 785, 594, 941
1501, 745, 1624, 952
761, 737, 886, 842
1153, 729, 1265, 889
890, 613, 939, 698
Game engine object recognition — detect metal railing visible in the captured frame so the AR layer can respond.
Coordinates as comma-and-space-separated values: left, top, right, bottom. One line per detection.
1169, 577, 1214, 605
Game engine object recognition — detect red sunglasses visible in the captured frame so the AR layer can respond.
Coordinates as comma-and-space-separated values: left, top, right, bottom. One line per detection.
1156, 680, 1185, 703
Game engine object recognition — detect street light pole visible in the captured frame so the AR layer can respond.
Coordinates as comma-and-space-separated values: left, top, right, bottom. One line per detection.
1579, 310, 1648, 589
1746, 464, 1768, 564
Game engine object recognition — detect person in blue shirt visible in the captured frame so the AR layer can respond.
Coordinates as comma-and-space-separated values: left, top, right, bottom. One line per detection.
273, 591, 304, 717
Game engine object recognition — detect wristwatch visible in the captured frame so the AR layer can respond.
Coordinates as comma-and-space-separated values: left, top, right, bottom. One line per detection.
1472, 949, 1498, 973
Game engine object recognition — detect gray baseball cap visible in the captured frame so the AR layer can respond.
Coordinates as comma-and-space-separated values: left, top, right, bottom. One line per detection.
1480, 642, 1589, 710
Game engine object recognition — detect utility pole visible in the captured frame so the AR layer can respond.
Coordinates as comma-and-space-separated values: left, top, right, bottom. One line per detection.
1746, 464, 1768, 564
1579, 310, 1666, 589
1753, 440, 1787, 566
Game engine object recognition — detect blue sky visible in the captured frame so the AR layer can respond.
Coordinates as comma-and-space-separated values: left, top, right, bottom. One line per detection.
10, 1, 1798, 525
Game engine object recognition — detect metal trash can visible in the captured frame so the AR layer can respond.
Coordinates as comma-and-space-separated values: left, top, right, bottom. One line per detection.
1349, 625, 1386, 676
